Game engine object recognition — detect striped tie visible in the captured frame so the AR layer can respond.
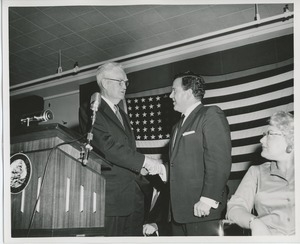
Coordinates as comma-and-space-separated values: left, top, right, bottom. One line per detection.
114, 105, 124, 127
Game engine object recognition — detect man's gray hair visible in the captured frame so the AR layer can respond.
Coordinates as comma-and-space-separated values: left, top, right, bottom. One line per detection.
96, 62, 124, 88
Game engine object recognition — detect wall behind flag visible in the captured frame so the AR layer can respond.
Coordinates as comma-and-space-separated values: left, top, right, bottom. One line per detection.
123, 34, 293, 196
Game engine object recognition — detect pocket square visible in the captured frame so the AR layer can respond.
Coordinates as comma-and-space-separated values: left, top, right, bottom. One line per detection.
182, 131, 195, 136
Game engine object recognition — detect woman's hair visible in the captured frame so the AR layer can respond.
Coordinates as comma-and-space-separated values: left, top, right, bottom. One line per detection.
269, 111, 294, 147
174, 71, 206, 101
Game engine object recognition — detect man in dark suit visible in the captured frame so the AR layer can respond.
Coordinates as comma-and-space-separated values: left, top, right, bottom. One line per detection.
168, 71, 232, 236
79, 62, 165, 236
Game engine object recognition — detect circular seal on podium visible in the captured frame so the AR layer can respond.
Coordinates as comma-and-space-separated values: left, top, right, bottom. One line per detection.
10, 153, 32, 194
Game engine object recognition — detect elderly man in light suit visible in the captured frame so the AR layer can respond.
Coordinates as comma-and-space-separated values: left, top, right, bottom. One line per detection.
79, 62, 164, 236
168, 71, 232, 236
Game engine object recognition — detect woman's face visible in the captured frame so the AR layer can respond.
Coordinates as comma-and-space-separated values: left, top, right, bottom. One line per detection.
260, 125, 289, 161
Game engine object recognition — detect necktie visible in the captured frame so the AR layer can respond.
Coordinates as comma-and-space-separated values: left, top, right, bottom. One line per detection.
172, 114, 185, 148
114, 105, 124, 127
150, 188, 160, 211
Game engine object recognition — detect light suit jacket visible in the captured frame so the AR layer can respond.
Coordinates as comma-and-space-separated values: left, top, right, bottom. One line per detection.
169, 104, 232, 223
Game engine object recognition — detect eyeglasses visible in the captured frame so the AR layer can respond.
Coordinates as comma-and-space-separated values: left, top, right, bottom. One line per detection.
104, 77, 129, 87
262, 131, 284, 137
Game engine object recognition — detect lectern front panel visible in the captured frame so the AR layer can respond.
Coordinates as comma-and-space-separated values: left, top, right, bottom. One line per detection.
10, 126, 107, 237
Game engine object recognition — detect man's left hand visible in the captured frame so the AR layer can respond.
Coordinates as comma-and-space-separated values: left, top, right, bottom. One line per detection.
143, 223, 158, 236
194, 200, 211, 217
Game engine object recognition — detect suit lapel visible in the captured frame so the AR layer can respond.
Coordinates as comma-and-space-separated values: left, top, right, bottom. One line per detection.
180, 104, 204, 132
100, 100, 133, 138
101, 100, 124, 129
119, 107, 135, 138
170, 104, 204, 161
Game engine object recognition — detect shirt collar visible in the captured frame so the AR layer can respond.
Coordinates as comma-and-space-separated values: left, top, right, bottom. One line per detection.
270, 162, 280, 174
101, 95, 116, 112
270, 162, 292, 181
182, 101, 202, 124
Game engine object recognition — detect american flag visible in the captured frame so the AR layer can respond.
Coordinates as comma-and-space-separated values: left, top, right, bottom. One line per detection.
126, 88, 180, 160
127, 95, 172, 141
125, 62, 293, 181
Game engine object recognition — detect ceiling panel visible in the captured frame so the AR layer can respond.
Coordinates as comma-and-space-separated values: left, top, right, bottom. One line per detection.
79, 9, 109, 26
7, 4, 293, 87
101, 6, 131, 21
94, 22, 124, 37
41, 7, 76, 22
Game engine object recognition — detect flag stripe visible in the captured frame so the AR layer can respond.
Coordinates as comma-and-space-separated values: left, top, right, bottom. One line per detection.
137, 147, 168, 155
224, 95, 293, 116
136, 139, 169, 148
231, 162, 252, 172
212, 87, 293, 111
232, 152, 261, 163
229, 171, 247, 180
230, 117, 270, 131
231, 126, 270, 140
231, 135, 262, 147
226, 103, 293, 125
205, 65, 293, 89
232, 144, 260, 156
205, 79, 293, 104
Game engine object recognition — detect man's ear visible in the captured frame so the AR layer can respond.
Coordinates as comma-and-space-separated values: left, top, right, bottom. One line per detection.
186, 88, 194, 98
101, 79, 109, 90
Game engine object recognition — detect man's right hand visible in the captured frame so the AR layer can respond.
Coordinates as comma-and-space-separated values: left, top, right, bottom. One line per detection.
140, 167, 149, 176
143, 157, 164, 175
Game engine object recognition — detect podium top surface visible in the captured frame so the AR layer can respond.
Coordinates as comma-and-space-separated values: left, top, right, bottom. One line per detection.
12, 123, 83, 142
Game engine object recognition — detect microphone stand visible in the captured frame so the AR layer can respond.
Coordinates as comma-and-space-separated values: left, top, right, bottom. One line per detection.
82, 93, 100, 166
82, 138, 93, 166
82, 109, 96, 166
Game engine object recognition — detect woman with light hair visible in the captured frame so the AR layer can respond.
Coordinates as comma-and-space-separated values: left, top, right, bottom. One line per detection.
226, 111, 294, 235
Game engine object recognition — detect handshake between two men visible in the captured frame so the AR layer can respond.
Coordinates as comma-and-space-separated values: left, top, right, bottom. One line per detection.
141, 156, 167, 180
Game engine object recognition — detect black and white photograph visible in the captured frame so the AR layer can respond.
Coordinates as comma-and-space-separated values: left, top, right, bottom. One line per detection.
1, 0, 299, 243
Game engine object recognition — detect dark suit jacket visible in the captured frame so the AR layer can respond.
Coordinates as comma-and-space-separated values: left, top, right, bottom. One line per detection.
79, 99, 146, 216
169, 104, 232, 224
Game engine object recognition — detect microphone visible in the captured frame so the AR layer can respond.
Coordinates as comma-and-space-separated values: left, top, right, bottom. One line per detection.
82, 92, 101, 166
90, 92, 101, 111
90, 92, 101, 126
20, 109, 54, 126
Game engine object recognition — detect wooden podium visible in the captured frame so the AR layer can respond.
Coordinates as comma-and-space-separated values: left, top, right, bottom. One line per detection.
10, 123, 111, 237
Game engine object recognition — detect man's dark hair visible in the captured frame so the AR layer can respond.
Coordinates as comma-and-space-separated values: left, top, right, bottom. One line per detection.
174, 71, 206, 101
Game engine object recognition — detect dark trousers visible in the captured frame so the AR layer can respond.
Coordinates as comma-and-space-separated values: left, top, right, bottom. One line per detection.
171, 219, 220, 236
104, 183, 144, 236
